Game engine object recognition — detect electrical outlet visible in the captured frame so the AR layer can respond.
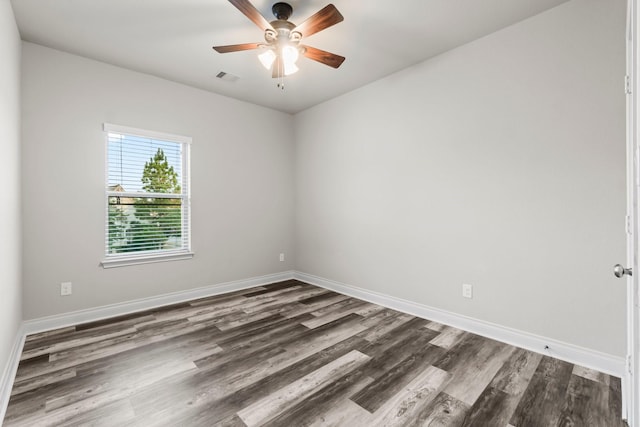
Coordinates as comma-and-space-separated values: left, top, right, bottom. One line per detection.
279, 253, 285, 262
462, 283, 473, 299
61, 282, 73, 296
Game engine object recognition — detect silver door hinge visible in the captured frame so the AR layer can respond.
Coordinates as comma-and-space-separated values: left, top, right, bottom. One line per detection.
626, 75, 632, 94
627, 354, 633, 374
626, 215, 632, 234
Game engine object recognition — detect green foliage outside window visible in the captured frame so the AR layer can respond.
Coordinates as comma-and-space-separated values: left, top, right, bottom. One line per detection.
108, 148, 183, 254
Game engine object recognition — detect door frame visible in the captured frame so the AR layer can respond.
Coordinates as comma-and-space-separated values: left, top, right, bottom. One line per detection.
626, 1, 639, 425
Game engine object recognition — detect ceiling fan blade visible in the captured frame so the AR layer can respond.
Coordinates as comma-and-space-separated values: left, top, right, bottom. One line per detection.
213, 43, 262, 53
228, 0, 274, 32
292, 4, 344, 38
272, 56, 284, 78
302, 45, 345, 68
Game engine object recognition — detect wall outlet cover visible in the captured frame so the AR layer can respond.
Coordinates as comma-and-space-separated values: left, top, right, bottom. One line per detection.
462, 283, 473, 299
61, 282, 72, 296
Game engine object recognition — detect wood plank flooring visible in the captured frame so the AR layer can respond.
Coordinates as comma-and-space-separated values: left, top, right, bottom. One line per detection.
3, 280, 624, 426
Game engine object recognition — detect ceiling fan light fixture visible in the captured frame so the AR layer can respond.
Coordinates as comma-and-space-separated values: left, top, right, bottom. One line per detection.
281, 45, 299, 64
281, 45, 300, 75
283, 61, 299, 76
258, 49, 277, 69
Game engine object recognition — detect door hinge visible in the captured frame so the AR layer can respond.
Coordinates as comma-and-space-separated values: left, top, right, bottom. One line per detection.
625, 74, 632, 94
626, 215, 632, 234
627, 354, 633, 374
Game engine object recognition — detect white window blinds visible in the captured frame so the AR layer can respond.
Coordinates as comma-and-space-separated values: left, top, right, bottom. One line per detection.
103, 123, 191, 267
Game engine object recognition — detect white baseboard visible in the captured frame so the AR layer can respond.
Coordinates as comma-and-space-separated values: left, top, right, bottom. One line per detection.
23, 271, 295, 336
294, 271, 626, 377
0, 326, 26, 426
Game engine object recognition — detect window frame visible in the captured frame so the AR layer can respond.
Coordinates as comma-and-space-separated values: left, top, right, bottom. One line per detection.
101, 123, 193, 268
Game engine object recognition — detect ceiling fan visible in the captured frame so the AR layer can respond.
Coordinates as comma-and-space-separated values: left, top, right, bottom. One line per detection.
213, 0, 345, 79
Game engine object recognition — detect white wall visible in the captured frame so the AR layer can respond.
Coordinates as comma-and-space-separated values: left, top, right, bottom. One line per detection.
21, 42, 295, 319
295, 0, 627, 356
0, 0, 22, 383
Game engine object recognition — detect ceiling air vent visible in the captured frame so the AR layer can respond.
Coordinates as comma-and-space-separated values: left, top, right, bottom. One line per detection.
216, 71, 239, 82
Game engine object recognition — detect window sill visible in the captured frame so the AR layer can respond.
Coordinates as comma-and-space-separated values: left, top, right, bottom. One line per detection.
101, 252, 194, 269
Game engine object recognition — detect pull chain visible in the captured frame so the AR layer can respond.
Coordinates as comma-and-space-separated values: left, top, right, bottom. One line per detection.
277, 58, 285, 90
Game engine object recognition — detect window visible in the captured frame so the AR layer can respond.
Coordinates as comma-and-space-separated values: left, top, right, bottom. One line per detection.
102, 123, 192, 268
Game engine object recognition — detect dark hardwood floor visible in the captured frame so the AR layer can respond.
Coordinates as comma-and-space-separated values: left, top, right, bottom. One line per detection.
3, 280, 623, 426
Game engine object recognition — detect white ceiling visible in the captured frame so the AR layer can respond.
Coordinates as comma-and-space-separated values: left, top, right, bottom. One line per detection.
11, 0, 569, 114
